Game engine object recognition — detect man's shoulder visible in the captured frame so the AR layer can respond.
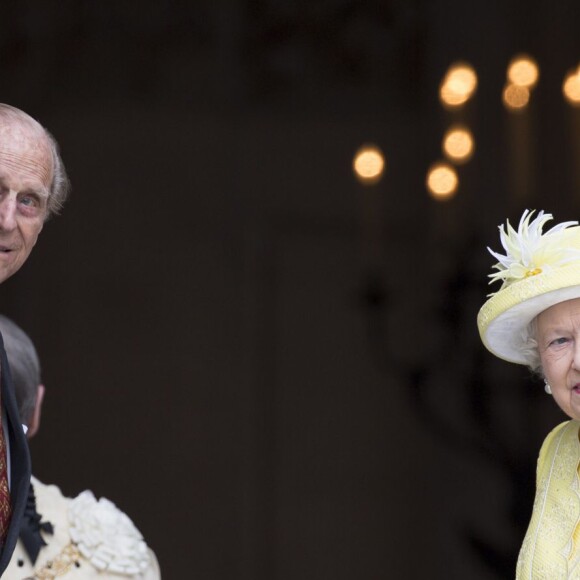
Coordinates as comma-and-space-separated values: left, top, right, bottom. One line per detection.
31, 475, 69, 509
5, 477, 161, 579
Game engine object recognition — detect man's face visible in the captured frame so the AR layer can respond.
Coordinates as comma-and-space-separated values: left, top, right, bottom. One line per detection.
0, 119, 52, 283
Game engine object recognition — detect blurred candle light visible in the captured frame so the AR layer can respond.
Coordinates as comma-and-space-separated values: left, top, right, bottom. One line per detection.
503, 83, 530, 111
564, 65, 580, 195
353, 145, 386, 185
426, 162, 458, 200
439, 62, 478, 108
442, 125, 475, 164
507, 54, 539, 89
563, 66, 580, 106
504, 57, 536, 203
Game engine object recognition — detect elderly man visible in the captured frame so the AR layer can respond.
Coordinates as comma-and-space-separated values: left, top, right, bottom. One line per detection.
0, 315, 161, 578
0, 103, 69, 573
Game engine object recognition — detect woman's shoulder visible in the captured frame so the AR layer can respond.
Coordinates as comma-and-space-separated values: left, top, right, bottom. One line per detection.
543, 419, 574, 442
537, 420, 578, 472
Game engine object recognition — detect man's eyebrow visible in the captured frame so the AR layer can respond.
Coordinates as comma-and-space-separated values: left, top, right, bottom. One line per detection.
0, 177, 49, 199
21, 187, 49, 199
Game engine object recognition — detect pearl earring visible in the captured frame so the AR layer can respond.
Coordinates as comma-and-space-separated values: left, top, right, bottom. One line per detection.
544, 380, 552, 395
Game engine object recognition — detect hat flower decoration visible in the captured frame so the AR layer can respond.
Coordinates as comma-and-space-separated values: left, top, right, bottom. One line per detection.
487, 209, 580, 294
478, 209, 580, 365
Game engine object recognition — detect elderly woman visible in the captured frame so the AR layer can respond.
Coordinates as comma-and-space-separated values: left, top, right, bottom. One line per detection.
478, 209, 580, 578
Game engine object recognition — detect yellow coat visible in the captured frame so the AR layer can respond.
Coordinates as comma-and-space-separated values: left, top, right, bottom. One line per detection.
517, 420, 580, 579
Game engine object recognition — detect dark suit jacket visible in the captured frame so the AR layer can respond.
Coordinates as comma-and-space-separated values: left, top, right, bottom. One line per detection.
0, 332, 31, 575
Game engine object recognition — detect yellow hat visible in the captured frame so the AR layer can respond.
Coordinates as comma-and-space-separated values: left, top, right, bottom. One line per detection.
478, 210, 580, 364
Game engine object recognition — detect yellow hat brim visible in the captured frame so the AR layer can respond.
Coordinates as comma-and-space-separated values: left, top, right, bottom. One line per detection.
478, 261, 580, 364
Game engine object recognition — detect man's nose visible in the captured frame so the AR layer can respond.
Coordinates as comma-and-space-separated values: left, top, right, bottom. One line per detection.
0, 196, 17, 232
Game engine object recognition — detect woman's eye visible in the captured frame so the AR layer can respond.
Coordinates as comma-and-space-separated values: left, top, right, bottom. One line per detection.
550, 337, 569, 346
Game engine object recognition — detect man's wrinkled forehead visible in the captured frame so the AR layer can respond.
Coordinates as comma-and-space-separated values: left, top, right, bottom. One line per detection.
0, 117, 53, 186
0, 117, 49, 154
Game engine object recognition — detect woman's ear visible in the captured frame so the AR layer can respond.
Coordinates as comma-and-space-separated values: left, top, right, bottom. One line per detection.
27, 384, 45, 439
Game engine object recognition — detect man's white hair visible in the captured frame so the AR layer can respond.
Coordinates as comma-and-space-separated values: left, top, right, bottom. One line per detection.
0, 103, 70, 217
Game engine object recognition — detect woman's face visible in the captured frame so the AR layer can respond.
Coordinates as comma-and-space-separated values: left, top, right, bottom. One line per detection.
537, 297, 580, 420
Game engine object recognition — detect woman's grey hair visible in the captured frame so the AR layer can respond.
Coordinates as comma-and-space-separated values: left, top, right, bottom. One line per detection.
0, 315, 40, 426
521, 317, 542, 375
0, 103, 71, 218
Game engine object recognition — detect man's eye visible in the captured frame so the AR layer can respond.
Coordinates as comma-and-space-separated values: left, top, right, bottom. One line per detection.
19, 195, 38, 207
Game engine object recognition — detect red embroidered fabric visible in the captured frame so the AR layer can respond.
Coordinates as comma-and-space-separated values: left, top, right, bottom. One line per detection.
0, 388, 11, 545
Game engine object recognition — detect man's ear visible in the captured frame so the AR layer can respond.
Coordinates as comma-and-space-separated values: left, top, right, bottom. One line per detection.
27, 384, 45, 439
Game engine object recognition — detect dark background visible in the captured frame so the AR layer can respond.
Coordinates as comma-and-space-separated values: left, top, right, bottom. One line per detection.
0, 1, 579, 578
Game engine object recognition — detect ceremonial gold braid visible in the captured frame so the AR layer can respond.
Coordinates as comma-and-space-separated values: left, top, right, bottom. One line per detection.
23, 542, 82, 579
0, 363, 12, 545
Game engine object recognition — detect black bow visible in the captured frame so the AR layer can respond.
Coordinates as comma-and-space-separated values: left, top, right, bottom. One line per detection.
19, 483, 54, 565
